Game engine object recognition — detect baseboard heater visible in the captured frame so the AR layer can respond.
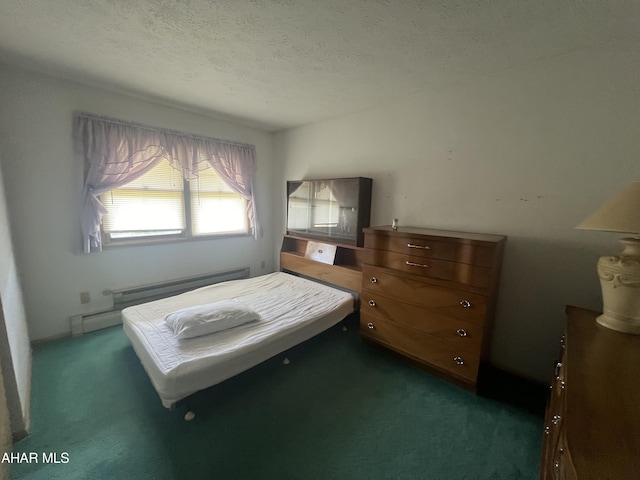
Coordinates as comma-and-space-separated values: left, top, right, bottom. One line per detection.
70, 266, 250, 336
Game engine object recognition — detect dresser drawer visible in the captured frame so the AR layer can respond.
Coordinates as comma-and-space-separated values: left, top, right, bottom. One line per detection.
363, 265, 487, 324
368, 250, 492, 288
364, 233, 496, 267
362, 289, 483, 354
360, 312, 480, 383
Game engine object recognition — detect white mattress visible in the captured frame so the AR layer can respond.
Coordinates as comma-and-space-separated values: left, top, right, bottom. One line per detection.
122, 272, 354, 407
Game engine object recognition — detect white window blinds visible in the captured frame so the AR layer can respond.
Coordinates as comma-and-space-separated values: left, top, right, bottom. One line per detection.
99, 160, 185, 238
190, 168, 249, 236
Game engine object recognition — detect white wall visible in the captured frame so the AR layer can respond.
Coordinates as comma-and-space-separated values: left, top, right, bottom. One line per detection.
275, 42, 640, 382
0, 159, 30, 438
0, 66, 277, 342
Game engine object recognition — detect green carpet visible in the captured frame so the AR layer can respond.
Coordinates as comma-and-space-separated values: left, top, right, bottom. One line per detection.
12, 316, 543, 479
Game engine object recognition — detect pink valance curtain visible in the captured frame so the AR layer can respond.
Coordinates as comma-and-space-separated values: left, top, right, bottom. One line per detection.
74, 112, 260, 253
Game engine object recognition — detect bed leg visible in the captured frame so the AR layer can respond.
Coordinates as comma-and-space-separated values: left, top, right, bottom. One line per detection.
176, 400, 195, 421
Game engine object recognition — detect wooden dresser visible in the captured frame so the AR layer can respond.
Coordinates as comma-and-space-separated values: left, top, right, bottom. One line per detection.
540, 306, 640, 479
360, 226, 506, 389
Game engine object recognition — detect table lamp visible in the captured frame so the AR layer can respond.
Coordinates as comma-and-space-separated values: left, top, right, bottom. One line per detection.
576, 181, 640, 334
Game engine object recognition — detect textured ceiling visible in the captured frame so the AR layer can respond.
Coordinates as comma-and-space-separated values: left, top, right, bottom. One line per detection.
0, 1, 638, 131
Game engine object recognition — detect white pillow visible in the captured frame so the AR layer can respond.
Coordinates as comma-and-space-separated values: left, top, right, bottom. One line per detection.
164, 299, 260, 339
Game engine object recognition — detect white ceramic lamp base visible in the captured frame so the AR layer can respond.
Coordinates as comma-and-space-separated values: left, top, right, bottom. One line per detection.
596, 238, 640, 335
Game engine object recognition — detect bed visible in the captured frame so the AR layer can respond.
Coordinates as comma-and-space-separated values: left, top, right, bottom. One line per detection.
122, 271, 355, 408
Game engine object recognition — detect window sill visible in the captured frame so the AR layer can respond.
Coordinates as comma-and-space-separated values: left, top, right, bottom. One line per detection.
101, 232, 252, 250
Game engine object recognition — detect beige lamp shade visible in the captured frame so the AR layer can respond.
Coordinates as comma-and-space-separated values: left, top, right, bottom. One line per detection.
576, 181, 640, 234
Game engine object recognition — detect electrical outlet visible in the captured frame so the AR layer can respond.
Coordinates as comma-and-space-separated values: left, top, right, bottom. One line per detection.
80, 292, 91, 304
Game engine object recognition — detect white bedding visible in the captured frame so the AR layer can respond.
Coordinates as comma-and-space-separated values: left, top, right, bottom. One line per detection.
122, 272, 354, 408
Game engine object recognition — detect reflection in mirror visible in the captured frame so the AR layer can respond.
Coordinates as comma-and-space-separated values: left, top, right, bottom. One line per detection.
286, 178, 372, 246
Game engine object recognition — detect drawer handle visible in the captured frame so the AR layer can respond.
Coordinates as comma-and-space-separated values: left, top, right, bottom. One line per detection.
554, 451, 564, 470
544, 426, 550, 435
456, 328, 468, 337
552, 414, 562, 425
453, 356, 465, 365
407, 243, 430, 250
554, 361, 563, 379
459, 300, 472, 308
370, 276, 378, 284
368, 300, 376, 307
405, 260, 429, 268
367, 322, 375, 330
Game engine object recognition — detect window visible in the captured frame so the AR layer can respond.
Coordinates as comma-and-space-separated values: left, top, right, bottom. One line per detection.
99, 159, 249, 245
311, 184, 339, 228
190, 167, 249, 236
76, 112, 259, 253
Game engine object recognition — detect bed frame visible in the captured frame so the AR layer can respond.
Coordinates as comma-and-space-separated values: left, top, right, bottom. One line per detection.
122, 235, 364, 418
123, 274, 356, 416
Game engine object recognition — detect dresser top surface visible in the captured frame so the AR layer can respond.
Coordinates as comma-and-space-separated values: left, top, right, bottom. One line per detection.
564, 305, 640, 478
363, 225, 506, 244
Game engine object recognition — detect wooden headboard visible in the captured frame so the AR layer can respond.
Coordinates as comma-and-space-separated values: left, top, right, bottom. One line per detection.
279, 235, 366, 295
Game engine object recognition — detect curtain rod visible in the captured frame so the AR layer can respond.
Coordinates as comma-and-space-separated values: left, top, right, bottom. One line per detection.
74, 111, 256, 150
